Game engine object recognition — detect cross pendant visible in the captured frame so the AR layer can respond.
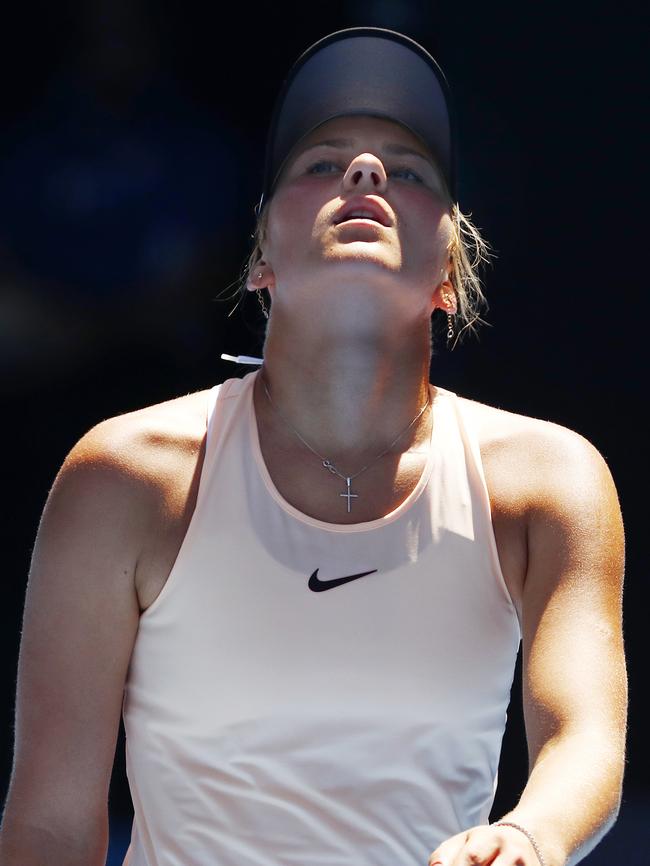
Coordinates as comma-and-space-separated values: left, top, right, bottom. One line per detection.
339, 476, 359, 513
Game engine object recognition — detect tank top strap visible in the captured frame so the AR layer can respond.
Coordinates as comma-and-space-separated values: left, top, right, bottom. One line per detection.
445, 390, 522, 631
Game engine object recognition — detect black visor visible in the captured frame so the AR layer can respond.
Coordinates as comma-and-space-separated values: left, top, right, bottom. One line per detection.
257, 27, 457, 213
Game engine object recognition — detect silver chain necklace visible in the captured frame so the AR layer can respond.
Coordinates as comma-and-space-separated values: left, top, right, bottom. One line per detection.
260, 373, 431, 513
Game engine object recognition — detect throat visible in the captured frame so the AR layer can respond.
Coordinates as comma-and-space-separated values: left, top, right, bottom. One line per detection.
254, 369, 433, 466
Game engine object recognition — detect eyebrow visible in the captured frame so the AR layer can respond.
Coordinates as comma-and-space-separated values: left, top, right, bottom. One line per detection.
296, 137, 436, 168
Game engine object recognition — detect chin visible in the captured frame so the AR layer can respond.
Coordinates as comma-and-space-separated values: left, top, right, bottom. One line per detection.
324, 247, 400, 270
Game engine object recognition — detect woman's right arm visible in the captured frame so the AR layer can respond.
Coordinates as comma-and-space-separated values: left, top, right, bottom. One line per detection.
0, 418, 153, 866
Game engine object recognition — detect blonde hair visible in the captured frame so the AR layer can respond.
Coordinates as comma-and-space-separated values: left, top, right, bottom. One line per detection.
446, 203, 494, 341
223, 195, 494, 344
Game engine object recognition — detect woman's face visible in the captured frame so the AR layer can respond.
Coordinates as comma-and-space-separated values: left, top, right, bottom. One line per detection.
261, 114, 454, 324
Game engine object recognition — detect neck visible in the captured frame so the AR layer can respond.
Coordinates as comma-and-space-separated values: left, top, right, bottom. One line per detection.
254, 316, 433, 463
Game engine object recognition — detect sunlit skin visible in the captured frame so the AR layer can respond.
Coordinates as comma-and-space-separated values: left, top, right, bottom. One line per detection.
0, 112, 625, 866
241, 121, 627, 866
246, 114, 456, 462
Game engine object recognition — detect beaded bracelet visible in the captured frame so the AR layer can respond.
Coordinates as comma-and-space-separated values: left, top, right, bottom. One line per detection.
493, 821, 546, 866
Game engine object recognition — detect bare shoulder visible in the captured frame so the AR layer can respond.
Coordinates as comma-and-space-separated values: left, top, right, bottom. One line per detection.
455, 393, 618, 512
43, 384, 213, 616
60, 386, 214, 612
64, 387, 212, 521
449, 393, 623, 624
41, 385, 211, 577
75, 387, 210, 475
58, 386, 212, 573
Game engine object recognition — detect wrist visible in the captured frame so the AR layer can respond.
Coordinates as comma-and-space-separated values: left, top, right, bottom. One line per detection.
492, 821, 546, 866
493, 813, 566, 866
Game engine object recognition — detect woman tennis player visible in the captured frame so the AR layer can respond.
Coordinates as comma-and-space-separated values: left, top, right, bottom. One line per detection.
0, 27, 626, 866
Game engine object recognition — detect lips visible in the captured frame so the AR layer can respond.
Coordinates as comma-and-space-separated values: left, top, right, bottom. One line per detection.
333, 196, 392, 227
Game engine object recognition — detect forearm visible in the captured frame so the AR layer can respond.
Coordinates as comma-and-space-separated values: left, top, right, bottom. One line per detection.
496, 731, 625, 866
0, 812, 107, 866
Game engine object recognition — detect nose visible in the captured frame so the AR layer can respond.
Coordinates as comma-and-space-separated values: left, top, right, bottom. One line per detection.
342, 153, 388, 194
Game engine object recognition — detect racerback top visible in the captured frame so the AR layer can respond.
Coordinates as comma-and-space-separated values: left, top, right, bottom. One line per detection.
121, 369, 521, 866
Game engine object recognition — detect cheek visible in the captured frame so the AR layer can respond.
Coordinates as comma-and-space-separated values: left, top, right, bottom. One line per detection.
418, 193, 451, 229
403, 199, 453, 261
434, 212, 454, 259
266, 185, 320, 247
264, 193, 321, 275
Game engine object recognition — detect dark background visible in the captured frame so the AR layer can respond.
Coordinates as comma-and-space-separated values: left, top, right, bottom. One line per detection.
1, 1, 646, 863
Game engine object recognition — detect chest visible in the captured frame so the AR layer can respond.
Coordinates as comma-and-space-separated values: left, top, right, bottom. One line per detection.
135, 427, 527, 622
261, 435, 434, 525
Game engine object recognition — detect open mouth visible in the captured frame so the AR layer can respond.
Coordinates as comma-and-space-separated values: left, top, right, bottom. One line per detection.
333, 199, 392, 227
337, 213, 379, 225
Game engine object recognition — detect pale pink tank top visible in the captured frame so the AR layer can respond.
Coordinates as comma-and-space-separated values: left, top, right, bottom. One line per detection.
121, 369, 521, 866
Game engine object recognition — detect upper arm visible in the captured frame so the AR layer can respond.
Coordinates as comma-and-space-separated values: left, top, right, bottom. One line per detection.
3, 418, 151, 842
520, 425, 627, 768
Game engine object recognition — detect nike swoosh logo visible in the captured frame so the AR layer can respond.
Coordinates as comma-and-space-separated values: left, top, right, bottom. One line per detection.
308, 567, 378, 592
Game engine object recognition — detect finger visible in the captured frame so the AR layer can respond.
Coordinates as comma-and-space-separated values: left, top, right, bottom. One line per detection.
434, 824, 503, 866
429, 823, 541, 866
490, 828, 540, 866
451, 837, 500, 866
489, 855, 532, 866
428, 830, 469, 866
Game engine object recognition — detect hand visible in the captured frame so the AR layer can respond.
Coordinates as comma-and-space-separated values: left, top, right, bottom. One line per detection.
428, 823, 542, 866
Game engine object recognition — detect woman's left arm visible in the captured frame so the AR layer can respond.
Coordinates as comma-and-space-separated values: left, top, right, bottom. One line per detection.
429, 426, 628, 866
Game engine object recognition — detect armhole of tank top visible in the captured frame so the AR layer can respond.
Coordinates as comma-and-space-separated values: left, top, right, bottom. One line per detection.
137, 381, 224, 622
450, 393, 522, 637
